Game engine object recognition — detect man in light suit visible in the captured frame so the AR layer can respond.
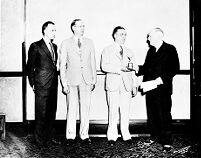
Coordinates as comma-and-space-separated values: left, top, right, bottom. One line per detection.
60, 19, 97, 145
101, 26, 138, 146
27, 21, 60, 147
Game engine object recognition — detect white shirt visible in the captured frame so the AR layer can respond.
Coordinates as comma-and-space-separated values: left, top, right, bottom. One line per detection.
114, 42, 124, 52
155, 41, 163, 52
73, 36, 83, 46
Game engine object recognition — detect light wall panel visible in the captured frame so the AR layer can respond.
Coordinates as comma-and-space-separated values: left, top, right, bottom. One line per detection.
0, 77, 22, 122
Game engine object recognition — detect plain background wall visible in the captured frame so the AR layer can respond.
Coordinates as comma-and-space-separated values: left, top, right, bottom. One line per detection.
0, 0, 190, 122
0, 0, 24, 122
25, 0, 190, 121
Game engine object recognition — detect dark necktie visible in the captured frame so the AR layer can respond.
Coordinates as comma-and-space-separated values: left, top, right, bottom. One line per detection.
78, 38, 81, 48
49, 42, 55, 61
120, 45, 123, 59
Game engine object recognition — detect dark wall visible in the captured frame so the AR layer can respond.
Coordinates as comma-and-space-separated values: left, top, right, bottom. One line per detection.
191, 0, 201, 144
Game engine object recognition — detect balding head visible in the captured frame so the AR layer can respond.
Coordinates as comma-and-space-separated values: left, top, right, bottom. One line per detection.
147, 28, 164, 47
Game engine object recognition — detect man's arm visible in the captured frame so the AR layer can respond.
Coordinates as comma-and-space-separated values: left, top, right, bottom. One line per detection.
59, 41, 69, 94
26, 43, 37, 89
90, 41, 97, 85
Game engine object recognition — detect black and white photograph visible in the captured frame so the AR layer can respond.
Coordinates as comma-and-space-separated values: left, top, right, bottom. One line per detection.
0, 0, 201, 157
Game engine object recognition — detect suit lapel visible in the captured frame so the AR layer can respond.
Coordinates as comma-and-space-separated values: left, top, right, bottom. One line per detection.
39, 39, 52, 60
39, 39, 57, 64
112, 44, 122, 61
70, 37, 81, 55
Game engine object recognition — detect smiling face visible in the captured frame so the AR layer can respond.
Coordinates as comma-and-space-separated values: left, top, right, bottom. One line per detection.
114, 29, 127, 45
73, 20, 85, 37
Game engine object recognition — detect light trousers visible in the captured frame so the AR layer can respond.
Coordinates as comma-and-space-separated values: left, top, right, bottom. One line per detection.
66, 77, 91, 140
107, 79, 132, 141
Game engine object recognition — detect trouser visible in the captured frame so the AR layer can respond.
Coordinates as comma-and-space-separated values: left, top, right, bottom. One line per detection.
146, 91, 172, 145
107, 80, 131, 141
66, 77, 91, 140
35, 85, 58, 145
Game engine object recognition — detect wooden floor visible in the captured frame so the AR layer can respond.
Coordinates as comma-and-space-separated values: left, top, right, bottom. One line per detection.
0, 130, 200, 158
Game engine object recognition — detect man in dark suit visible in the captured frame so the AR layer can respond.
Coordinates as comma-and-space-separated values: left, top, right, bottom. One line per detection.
27, 21, 59, 147
138, 28, 180, 151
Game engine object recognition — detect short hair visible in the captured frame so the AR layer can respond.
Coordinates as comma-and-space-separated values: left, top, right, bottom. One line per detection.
70, 19, 82, 33
112, 26, 125, 40
154, 28, 164, 34
149, 27, 164, 37
42, 21, 55, 35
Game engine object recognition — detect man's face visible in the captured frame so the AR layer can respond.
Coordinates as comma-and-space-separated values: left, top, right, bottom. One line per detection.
44, 24, 56, 40
73, 20, 85, 36
147, 31, 162, 47
115, 29, 127, 45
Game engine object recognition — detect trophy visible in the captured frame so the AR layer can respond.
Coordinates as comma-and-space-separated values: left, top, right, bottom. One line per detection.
128, 62, 133, 69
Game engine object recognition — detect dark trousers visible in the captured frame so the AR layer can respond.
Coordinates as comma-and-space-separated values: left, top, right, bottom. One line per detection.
34, 84, 58, 146
146, 90, 172, 145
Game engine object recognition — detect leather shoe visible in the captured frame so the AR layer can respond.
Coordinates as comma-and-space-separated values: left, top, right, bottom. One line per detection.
144, 138, 155, 145
82, 138, 92, 145
50, 138, 61, 145
108, 140, 116, 146
125, 139, 133, 145
163, 145, 173, 152
66, 139, 74, 146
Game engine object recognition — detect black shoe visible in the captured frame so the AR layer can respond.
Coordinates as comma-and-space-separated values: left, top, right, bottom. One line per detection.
33, 138, 46, 149
163, 145, 173, 152
125, 139, 133, 145
66, 139, 74, 146
50, 138, 61, 145
108, 140, 116, 146
144, 138, 156, 145
82, 138, 92, 145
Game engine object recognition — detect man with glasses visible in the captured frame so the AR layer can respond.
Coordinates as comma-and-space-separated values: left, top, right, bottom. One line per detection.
60, 19, 97, 146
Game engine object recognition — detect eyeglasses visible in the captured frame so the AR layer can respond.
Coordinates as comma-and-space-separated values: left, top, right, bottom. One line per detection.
74, 25, 85, 28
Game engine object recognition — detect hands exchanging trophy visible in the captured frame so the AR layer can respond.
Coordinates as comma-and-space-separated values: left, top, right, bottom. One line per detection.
120, 58, 139, 73
126, 61, 139, 73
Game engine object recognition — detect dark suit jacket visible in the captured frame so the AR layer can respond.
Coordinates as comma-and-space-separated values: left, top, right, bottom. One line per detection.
138, 42, 180, 95
27, 39, 58, 96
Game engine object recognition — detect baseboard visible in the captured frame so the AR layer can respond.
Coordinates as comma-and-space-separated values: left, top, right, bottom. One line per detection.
5, 119, 191, 137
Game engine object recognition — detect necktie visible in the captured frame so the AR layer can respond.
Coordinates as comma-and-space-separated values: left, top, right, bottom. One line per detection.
120, 45, 123, 59
78, 38, 81, 48
49, 42, 55, 61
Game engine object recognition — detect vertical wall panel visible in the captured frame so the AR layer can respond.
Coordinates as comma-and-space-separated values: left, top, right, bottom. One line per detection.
0, 77, 22, 122
0, 0, 24, 122
0, 0, 24, 71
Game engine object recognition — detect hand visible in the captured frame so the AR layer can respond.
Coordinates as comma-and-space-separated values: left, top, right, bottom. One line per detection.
121, 67, 131, 72
133, 64, 139, 72
62, 85, 70, 95
32, 85, 35, 92
127, 64, 139, 72
91, 84, 95, 91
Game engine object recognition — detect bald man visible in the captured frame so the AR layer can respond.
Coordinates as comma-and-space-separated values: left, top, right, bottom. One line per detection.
138, 28, 180, 151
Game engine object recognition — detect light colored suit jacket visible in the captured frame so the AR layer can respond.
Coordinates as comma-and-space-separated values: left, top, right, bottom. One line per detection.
101, 43, 138, 92
60, 37, 97, 87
